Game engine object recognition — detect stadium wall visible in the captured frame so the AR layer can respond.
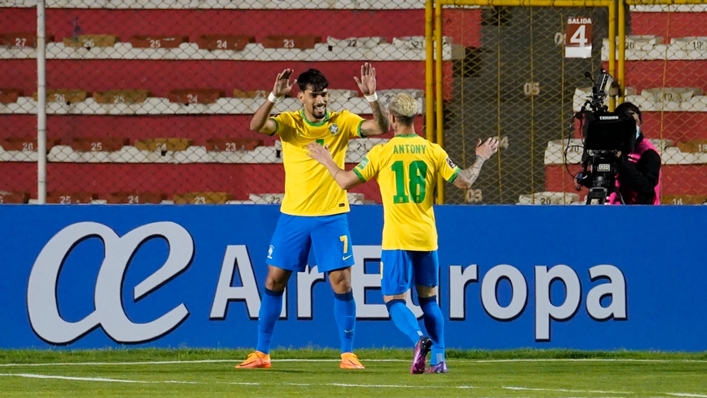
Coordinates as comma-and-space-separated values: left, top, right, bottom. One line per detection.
1, 205, 705, 351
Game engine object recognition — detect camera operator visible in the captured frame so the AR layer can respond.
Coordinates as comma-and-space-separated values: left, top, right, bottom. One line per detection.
575, 102, 662, 204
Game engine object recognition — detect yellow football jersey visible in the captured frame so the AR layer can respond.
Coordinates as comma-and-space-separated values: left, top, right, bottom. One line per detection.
352, 134, 460, 250
271, 109, 364, 216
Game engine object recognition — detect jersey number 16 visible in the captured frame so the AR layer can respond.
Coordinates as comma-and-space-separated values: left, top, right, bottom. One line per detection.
392, 160, 427, 204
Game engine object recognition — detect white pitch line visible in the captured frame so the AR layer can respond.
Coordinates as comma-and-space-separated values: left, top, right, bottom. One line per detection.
0, 373, 156, 384
1, 358, 706, 368
0, 372, 470, 390
329, 382, 452, 389
2, 371, 703, 396
475, 359, 707, 364
504, 386, 632, 395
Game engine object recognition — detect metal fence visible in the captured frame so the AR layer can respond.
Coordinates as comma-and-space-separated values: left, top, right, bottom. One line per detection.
2, 0, 707, 205
0, 0, 442, 204
433, 0, 707, 205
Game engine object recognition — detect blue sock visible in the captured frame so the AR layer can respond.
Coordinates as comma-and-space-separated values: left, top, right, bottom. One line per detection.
420, 295, 445, 364
334, 290, 356, 353
256, 288, 284, 355
386, 299, 422, 345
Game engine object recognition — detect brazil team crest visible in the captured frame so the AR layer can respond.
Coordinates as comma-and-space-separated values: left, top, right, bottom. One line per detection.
329, 124, 339, 135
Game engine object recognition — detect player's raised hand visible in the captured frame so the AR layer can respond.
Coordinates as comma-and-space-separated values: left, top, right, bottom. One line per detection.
273, 69, 297, 97
476, 137, 499, 160
354, 62, 376, 96
306, 142, 332, 164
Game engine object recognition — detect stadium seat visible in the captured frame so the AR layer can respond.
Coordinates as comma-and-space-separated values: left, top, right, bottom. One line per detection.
62, 35, 119, 49
641, 88, 703, 111
261, 35, 321, 49
0, 89, 23, 104
33, 89, 89, 104
232, 89, 268, 99
173, 192, 233, 204
93, 90, 150, 104
134, 138, 193, 152
0, 137, 61, 152
0, 191, 30, 204
168, 89, 224, 105
205, 138, 263, 152
248, 193, 284, 204
517, 192, 581, 205
70, 137, 129, 152
677, 140, 707, 153
661, 194, 707, 205
106, 192, 166, 204
326, 36, 387, 49
129, 35, 188, 49
46, 192, 98, 204
392, 36, 428, 50
0, 33, 54, 48
196, 35, 255, 51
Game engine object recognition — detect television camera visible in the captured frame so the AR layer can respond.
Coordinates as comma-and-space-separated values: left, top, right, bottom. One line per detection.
574, 69, 636, 204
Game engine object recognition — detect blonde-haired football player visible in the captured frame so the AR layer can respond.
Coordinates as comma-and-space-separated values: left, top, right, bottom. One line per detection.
307, 93, 498, 374
236, 64, 388, 370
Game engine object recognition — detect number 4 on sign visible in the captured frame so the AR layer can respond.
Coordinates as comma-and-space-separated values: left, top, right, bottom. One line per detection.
565, 17, 592, 58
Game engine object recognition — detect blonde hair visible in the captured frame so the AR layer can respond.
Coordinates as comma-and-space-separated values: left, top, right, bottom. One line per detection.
387, 93, 418, 126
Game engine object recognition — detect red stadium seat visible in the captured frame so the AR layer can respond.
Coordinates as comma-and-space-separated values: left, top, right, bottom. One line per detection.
168, 89, 224, 105
261, 35, 321, 49
0, 191, 30, 204
0, 89, 23, 104
107, 192, 166, 204
129, 35, 188, 49
1, 137, 61, 152
173, 192, 233, 204
196, 35, 255, 51
0, 33, 54, 48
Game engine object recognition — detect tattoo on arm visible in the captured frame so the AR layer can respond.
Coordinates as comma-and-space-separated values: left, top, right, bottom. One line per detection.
370, 100, 389, 134
459, 156, 485, 186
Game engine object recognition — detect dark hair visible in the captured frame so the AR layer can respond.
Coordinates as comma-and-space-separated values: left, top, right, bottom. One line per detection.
297, 69, 329, 92
615, 101, 642, 123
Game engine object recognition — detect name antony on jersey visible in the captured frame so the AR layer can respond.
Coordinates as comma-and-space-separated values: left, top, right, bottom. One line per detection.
393, 144, 427, 155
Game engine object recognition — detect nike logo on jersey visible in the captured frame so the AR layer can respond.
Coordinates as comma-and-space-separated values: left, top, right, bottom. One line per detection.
343, 255, 353, 261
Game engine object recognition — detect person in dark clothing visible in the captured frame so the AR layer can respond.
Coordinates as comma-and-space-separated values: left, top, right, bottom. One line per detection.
575, 102, 662, 204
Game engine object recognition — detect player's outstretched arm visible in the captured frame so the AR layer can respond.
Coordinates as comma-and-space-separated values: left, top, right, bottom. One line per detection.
454, 137, 499, 189
306, 143, 362, 190
354, 63, 389, 136
250, 69, 297, 135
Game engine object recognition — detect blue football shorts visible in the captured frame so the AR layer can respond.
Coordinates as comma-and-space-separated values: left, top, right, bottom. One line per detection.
380, 250, 439, 296
267, 213, 355, 273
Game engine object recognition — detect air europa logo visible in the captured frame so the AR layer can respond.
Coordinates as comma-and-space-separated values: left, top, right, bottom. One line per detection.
27, 221, 194, 345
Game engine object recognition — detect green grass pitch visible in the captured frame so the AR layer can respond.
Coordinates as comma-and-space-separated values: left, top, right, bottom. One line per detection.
0, 348, 705, 397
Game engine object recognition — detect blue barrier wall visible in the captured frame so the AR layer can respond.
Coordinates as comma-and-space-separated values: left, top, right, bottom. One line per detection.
1, 205, 705, 351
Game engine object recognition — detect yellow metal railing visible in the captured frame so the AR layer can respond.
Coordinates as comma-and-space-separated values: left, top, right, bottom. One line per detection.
426, 0, 618, 203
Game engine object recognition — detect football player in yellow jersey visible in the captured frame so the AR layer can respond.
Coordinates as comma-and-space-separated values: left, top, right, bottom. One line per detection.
236, 64, 388, 370
307, 93, 498, 374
